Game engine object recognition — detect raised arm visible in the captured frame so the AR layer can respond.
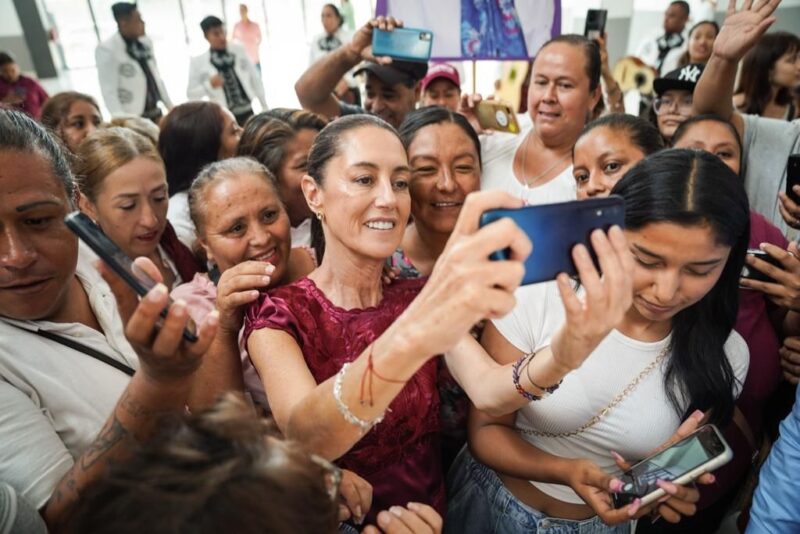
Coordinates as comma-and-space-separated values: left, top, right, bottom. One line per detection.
43, 260, 218, 531
693, 0, 780, 138
248, 191, 530, 460
444, 225, 636, 417
295, 16, 401, 119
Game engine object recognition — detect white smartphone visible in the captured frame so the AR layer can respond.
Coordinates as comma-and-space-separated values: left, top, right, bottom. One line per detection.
612, 424, 732, 508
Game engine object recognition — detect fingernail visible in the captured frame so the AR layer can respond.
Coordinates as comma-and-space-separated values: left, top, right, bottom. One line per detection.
610, 450, 625, 463
207, 309, 219, 325
265, 264, 275, 274
610, 478, 624, 492
146, 283, 167, 301
172, 299, 187, 315
390, 506, 404, 518
378, 511, 391, 527
261, 276, 271, 285
691, 409, 704, 420
407, 502, 420, 512
706, 474, 716, 483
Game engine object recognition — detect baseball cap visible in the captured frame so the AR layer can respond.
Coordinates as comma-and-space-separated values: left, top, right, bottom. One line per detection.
353, 60, 429, 88
653, 63, 705, 95
421, 63, 461, 92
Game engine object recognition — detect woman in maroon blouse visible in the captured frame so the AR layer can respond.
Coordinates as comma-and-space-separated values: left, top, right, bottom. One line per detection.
242, 114, 639, 527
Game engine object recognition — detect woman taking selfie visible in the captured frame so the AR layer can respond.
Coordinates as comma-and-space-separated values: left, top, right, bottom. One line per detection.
74, 127, 203, 289
447, 149, 751, 533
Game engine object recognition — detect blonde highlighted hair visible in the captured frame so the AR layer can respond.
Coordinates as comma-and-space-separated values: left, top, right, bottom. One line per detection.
73, 126, 164, 202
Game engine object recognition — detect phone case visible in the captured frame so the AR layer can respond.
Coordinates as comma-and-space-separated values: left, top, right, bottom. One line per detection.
615, 425, 733, 508
584, 9, 608, 40
786, 154, 800, 204
741, 249, 781, 284
479, 196, 625, 285
372, 28, 433, 62
476, 101, 520, 134
64, 211, 198, 342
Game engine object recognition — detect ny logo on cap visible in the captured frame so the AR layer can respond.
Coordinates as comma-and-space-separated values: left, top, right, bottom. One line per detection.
678, 65, 701, 83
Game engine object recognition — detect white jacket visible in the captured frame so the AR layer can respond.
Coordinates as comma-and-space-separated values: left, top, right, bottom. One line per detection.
187, 43, 267, 110
95, 33, 172, 115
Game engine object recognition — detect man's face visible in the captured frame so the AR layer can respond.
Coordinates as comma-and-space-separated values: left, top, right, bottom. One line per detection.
363, 73, 419, 129
119, 9, 145, 38
422, 78, 460, 111
0, 62, 20, 84
663, 4, 688, 34
206, 26, 227, 50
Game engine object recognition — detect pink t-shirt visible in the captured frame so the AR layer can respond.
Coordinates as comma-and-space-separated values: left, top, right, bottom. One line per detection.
232, 20, 262, 64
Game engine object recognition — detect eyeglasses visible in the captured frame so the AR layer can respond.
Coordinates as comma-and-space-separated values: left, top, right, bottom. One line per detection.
653, 95, 693, 115
310, 453, 342, 502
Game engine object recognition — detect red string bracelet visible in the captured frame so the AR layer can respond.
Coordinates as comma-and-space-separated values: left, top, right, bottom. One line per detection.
359, 343, 407, 407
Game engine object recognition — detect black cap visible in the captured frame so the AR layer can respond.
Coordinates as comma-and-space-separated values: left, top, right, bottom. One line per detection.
112, 2, 137, 22
654, 63, 705, 95
353, 60, 428, 88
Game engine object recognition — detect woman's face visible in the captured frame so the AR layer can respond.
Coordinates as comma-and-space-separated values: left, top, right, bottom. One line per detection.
82, 157, 168, 260
321, 5, 339, 35
772, 47, 800, 90
306, 126, 411, 262
0, 150, 78, 321
688, 24, 717, 64
407, 122, 480, 235
61, 100, 102, 153
655, 89, 693, 141
218, 108, 243, 160
626, 222, 730, 324
278, 128, 317, 227
197, 173, 291, 281
528, 42, 600, 142
573, 126, 646, 200
672, 121, 741, 176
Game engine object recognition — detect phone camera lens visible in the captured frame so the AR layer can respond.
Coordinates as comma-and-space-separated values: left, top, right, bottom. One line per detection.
596, 210, 603, 216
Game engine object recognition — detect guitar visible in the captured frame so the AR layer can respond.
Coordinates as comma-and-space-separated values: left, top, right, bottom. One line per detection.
612, 56, 658, 96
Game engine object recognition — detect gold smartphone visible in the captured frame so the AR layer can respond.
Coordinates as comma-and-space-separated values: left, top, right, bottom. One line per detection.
476, 100, 520, 134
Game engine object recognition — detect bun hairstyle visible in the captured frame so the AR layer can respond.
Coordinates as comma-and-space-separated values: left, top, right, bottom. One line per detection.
611, 148, 750, 425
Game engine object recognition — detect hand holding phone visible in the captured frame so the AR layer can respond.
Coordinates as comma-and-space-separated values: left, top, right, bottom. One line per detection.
475, 100, 520, 134
785, 154, 800, 204
612, 425, 732, 508
64, 211, 198, 342
371, 27, 433, 62
741, 248, 782, 284
584, 9, 608, 41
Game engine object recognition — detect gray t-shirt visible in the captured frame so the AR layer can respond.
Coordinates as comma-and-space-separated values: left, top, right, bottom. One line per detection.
741, 114, 800, 238
0, 482, 47, 534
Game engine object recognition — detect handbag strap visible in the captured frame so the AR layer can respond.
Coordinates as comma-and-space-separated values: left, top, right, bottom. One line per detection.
6, 322, 135, 377
732, 406, 757, 452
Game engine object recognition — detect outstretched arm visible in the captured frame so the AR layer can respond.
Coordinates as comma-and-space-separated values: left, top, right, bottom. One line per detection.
693, 0, 780, 138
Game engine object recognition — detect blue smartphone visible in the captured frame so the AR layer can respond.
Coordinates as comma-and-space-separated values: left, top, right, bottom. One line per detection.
372, 27, 433, 62
479, 197, 626, 285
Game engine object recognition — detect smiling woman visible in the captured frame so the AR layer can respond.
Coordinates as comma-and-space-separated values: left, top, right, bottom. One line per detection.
74, 127, 204, 289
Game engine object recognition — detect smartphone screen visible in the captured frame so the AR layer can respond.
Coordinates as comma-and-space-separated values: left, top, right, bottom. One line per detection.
614, 425, 731, 507
787, 154, 800, 204
372, 28, 433, 62
64, 211, 198, 342
584, 9, 608, 41
479, 197, 625, 285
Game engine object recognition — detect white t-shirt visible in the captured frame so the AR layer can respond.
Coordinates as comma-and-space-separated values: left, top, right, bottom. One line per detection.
291, 218, 312, 248
167, 191, 196, 250
480, 125, 577, 205
0, 251, 139, 508
492, 282, 750, 504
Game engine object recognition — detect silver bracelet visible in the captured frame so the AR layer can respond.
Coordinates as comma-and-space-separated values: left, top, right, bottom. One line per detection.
333, 362, 385, 433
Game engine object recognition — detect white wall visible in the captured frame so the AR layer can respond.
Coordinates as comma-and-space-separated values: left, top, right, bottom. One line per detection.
0, 1, 23, 37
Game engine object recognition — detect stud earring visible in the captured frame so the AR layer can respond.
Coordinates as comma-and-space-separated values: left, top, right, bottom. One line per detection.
316, 211, 325, 221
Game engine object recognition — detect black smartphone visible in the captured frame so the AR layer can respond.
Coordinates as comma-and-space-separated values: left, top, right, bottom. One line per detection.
479, 196, 626, 285
741, 249, 782, 284
372, 27, 433, 62
786, 154, 800, 205
584, 9, 608, 41
64, 211, 198, 342
613, 425, 732, 508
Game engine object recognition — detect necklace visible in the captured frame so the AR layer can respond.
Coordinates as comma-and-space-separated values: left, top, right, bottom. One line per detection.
518, 130, 572, 189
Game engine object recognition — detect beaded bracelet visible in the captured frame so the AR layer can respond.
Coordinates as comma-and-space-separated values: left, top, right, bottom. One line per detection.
512, 353, 542, 402
524, 355, 562, 397
334, 362, 385, 434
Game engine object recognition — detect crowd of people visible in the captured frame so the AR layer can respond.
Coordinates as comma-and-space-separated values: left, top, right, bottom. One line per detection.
1, 0, 800, 533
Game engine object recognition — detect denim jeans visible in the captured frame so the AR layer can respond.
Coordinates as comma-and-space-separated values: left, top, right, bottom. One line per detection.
445, 448, 632, 534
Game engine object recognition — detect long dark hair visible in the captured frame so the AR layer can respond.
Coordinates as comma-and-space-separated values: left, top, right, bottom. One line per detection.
678, 20, 719, 67
398, 106, 482, 167
735, 31, 800, 115
159, 101, 226, 196
611, 149, 750, 425
306, 114, 400, 262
